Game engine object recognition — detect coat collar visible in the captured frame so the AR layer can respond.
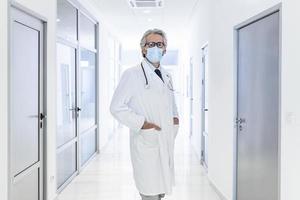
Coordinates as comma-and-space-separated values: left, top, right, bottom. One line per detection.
142, 59, 166, 85
143, 59, 161, 71
141, 59, 172, 90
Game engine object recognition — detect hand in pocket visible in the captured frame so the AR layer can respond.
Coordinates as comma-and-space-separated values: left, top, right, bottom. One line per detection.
141, 121, 161, 131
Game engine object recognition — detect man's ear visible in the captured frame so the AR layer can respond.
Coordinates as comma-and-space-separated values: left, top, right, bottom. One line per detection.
142, 48, 146, 57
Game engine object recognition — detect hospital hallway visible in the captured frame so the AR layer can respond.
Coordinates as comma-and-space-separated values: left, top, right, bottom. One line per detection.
1, 0, 300, 200
56, 127, 220, 200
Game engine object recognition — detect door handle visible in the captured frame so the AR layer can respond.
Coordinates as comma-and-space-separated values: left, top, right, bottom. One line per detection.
28, 115, 39, 118
28, 114, 46, 119
236, 118, 246, 124
39, 113, 47, 129
40, 113, 46, 120
69, 107, 81, 112
236, 118, 246, 131
204, 109, 208, 112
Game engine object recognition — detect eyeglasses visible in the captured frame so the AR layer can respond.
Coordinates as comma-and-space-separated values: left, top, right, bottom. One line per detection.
145, 42, 165, 48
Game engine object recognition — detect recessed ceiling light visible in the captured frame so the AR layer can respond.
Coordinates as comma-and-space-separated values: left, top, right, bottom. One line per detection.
56, 18, 61, 22
147, 18, 153, 22
143, 10, 151, 14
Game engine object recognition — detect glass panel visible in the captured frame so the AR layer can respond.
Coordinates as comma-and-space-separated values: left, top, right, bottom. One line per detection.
80, 130, 96, 166
11, 168, 39, 200
56, 43, 76, 147
80, 13, 96, 49
79, 49, 96, 132
57, 143, 77, 188
11, 22, 39, 175
57, 0, 77, 41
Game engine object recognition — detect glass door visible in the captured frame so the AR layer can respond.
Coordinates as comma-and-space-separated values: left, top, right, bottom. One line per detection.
78, 12, 98, 167
56, 43, 77, 189
56, 0, 98, 191
79, 49, 97, 166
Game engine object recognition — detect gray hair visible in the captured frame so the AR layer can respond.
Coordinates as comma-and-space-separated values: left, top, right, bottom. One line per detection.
140, 28, 168, 48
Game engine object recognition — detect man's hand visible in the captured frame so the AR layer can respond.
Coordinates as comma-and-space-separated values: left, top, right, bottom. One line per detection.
142, 121, 161, 131
173, 117, 179, 125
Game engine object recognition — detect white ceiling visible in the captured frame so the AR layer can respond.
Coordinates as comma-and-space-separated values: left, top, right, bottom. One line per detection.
89, 0, 200, 49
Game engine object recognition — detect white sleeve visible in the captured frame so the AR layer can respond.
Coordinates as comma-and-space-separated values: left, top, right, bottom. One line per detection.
110, 70, 145, 132
170, 75, 179, 118
172, 93, 179, 118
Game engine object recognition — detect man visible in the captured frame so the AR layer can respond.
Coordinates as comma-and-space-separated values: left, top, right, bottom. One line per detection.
110, 29, 179, 200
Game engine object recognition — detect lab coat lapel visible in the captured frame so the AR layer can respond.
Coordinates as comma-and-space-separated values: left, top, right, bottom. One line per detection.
161, 69, 171, 90
143, 60, 165, 88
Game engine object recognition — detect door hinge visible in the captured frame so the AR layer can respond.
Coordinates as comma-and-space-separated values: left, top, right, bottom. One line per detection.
202, 56, 205, 63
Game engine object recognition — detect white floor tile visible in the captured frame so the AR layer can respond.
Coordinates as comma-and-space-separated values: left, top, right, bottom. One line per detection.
57, 128, 221, 200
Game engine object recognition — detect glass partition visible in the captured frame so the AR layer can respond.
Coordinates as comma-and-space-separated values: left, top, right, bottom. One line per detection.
56, 0, 98, 191
57, 0, 77, 41
80, 13, 96, 49
56, 43, 76, 148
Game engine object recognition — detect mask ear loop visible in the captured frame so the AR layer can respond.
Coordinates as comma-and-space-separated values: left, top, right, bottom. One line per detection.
141, 63, 149, 89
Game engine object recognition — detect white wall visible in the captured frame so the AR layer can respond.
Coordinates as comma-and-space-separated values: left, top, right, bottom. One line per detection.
281, 1, 300, 199
0, 0, 8, 200
187, 0, 300, 200
97, 27, 120, 149
185, 0, 211, 160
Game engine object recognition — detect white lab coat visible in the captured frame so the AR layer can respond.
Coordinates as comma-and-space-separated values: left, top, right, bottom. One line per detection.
110, 59, 179, 196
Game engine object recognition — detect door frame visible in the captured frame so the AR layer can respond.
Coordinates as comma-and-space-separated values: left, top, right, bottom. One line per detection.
8, 2, 47, 200
233, 4, 282, 200
201, 42, 208, 170
189, 57, 194, 137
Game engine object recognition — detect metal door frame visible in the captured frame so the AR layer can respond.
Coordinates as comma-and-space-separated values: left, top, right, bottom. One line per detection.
201, 43, 208, 170
189, 57, 194, 137
233, 4, 282, 200
8, 2, 47, 200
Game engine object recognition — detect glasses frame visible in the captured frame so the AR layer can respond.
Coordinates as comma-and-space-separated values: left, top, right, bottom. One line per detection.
145, 42, 165, 48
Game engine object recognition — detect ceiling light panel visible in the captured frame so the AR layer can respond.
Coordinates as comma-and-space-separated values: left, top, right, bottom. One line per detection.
128, 0, 164, 8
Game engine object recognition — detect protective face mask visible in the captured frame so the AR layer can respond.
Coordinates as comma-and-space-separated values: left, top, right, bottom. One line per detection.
146, 46, 163, 63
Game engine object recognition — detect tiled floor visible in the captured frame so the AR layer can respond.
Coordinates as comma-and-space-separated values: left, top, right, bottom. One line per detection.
57, 127, 221, 200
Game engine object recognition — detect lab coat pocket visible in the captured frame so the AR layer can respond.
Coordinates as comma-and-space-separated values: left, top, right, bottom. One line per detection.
174, 124, 179, 139
139, 128, 159, 148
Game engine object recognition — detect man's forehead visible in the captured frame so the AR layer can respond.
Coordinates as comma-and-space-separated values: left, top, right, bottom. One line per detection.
146, 34, 163, 41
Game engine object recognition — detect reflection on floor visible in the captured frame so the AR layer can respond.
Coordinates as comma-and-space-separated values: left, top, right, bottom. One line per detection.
57, 127, 221, 200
